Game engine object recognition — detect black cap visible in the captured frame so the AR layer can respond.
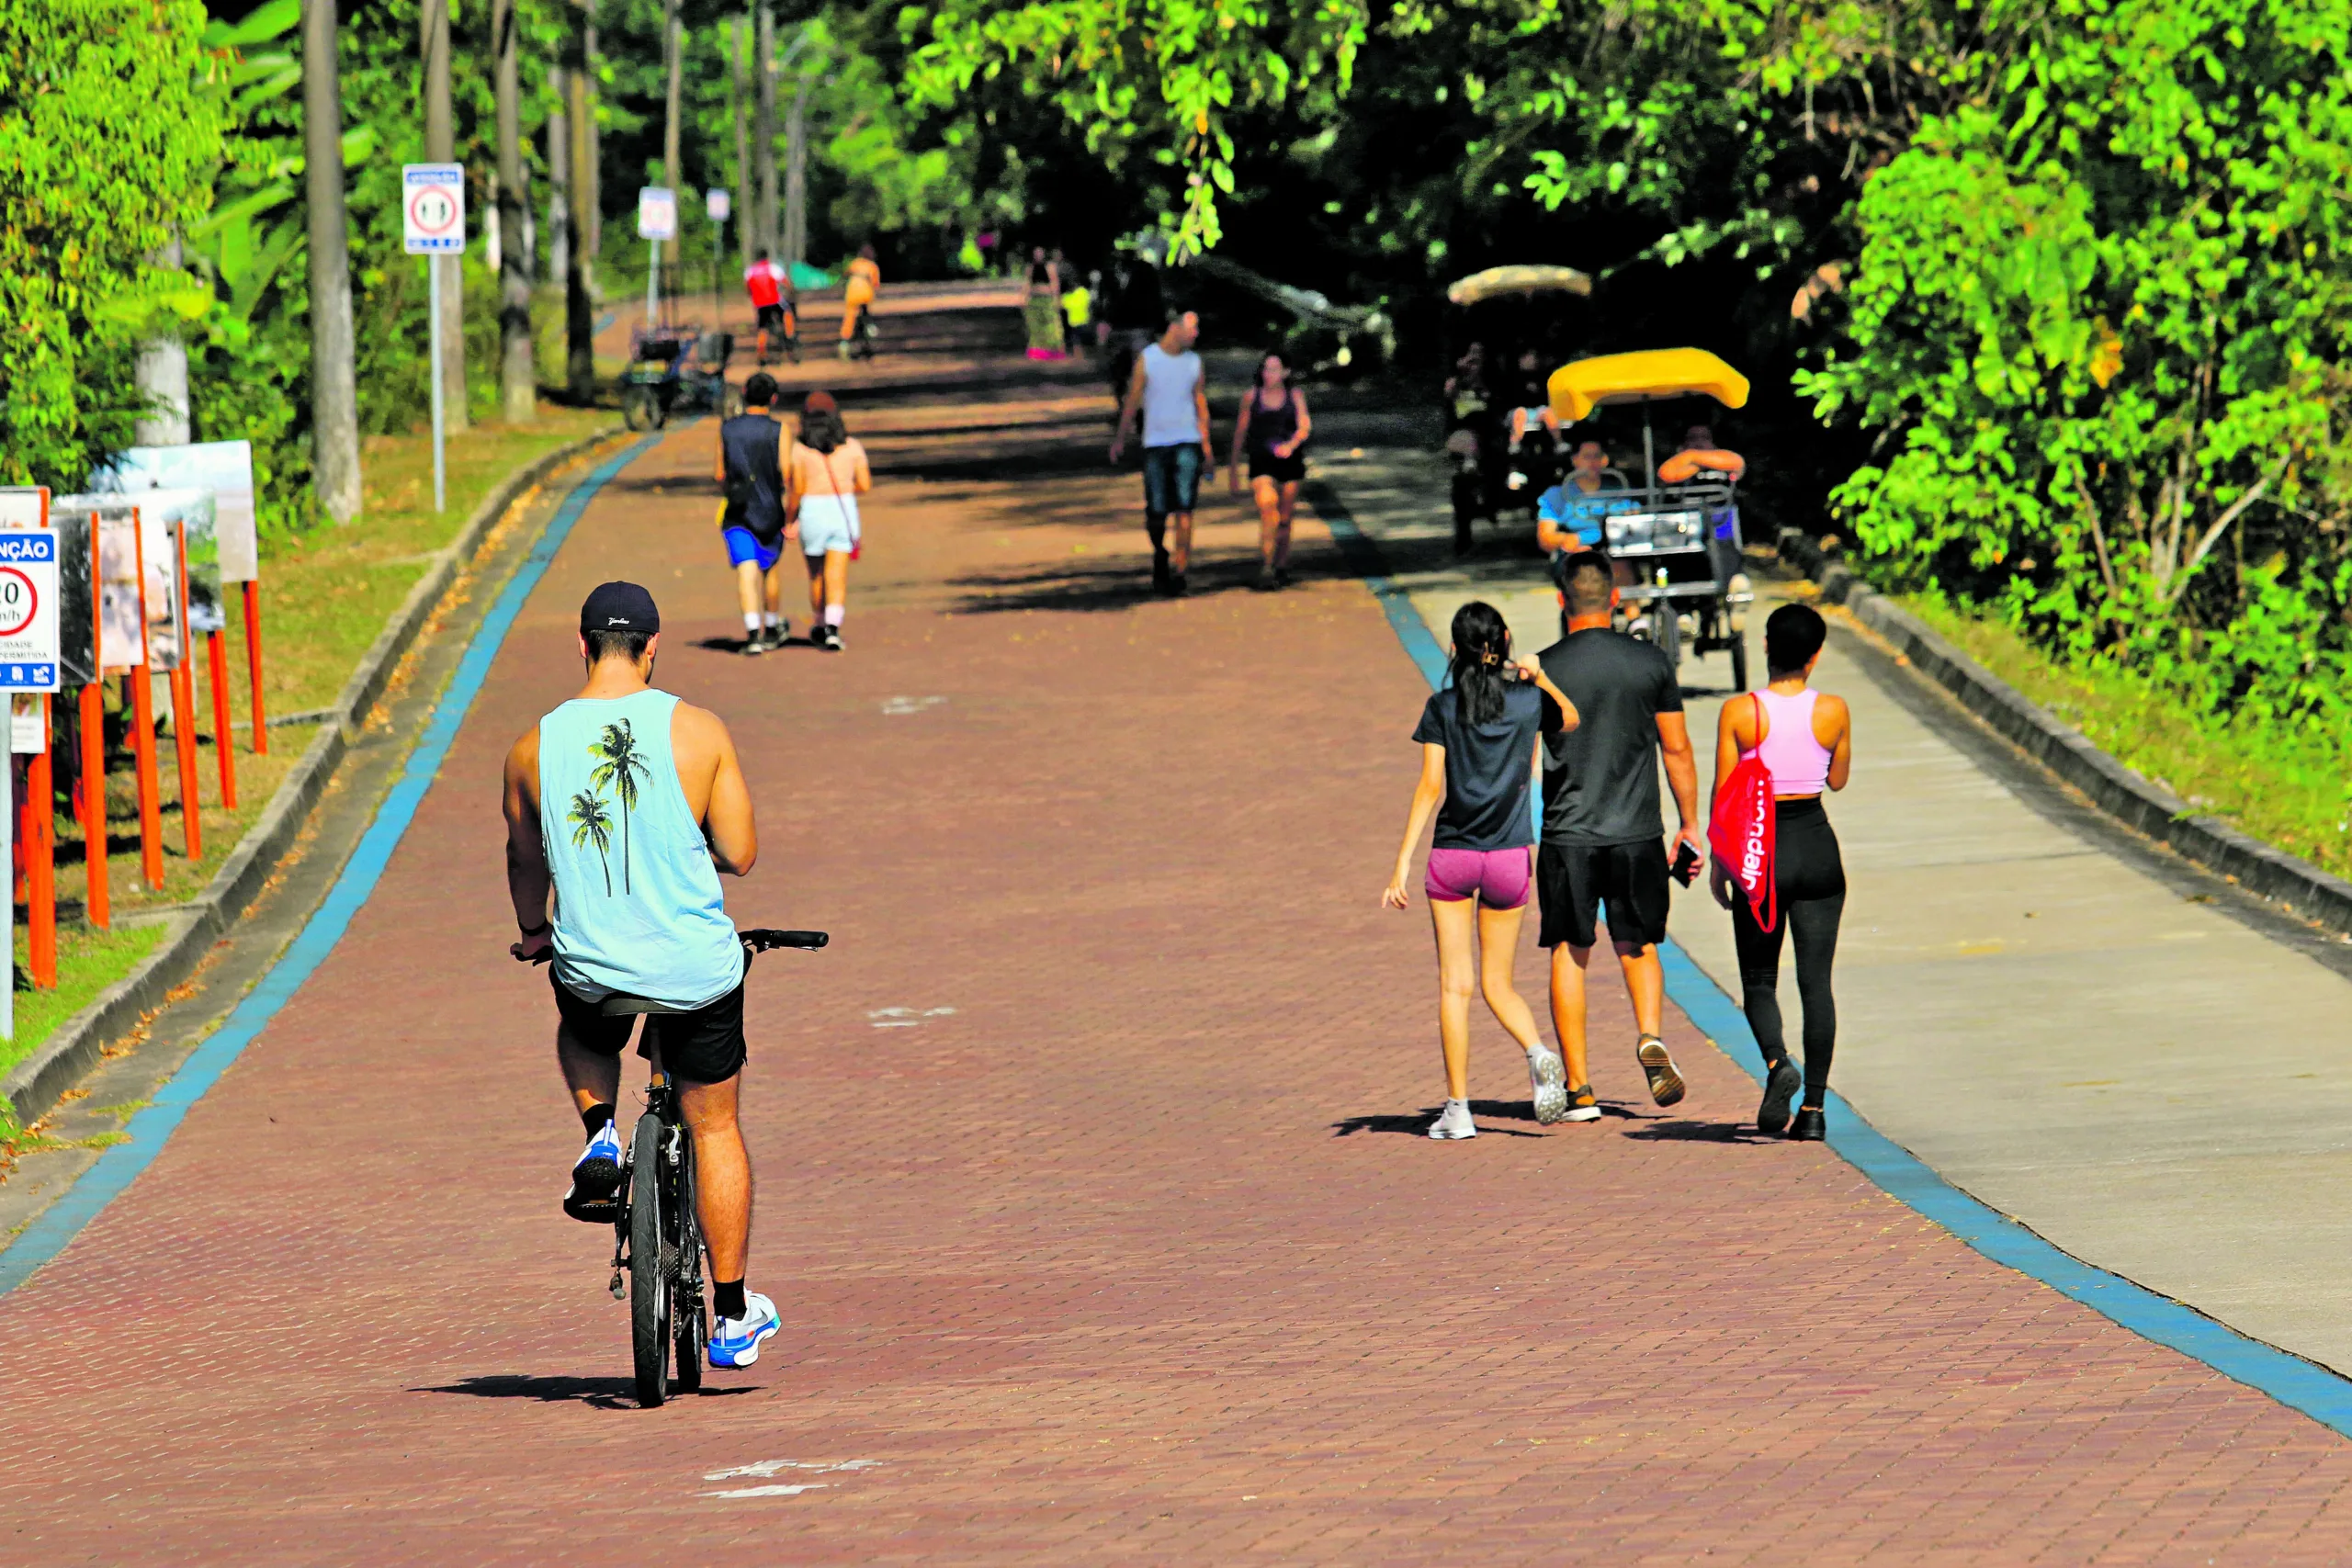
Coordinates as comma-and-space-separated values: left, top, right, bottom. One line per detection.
580, 581, 660, 636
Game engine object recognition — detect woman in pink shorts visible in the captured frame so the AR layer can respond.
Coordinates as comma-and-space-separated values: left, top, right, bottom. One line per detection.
1384, 602, 1583, 1138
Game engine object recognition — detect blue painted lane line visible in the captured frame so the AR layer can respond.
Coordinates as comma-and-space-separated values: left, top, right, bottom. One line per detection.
1316, 480, 2352, 1438
0, 433, 664, 1296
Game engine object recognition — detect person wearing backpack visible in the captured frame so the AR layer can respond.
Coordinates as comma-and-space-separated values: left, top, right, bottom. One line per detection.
1383, 602, 1584, 1138
1709, 603, 1852, 1140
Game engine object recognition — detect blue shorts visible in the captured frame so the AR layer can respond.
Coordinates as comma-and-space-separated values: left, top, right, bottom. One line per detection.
723, 525, 783, 572
1142, 444, 1204, 519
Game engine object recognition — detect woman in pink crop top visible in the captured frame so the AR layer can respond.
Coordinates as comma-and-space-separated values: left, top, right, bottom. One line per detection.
1710, 603, 1851, 1142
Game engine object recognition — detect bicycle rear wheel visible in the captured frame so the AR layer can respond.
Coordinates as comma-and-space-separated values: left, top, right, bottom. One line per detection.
672, 1135, 705, 1393
628, 1112, 671, 1407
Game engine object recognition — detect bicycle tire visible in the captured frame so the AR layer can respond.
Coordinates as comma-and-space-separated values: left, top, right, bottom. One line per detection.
1730, 626, 1749, 693
629, 1112, 670, 1407
672, 1135, 705, 1393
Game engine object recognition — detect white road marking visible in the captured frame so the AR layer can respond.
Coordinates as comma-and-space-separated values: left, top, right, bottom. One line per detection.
880, 694, 948, 715
867, 1006, 956, 1029
700, 1459, 882, 1499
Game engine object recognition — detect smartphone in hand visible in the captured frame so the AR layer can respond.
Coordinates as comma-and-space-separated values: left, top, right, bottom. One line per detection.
1671, 841, 1702, 887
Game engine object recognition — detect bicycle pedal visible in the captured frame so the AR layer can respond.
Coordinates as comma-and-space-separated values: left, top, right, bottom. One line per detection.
609, 1270, 627, 1301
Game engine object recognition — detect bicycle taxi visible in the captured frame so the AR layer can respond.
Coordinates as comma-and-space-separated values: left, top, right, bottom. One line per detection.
1545, 347, 1756, 685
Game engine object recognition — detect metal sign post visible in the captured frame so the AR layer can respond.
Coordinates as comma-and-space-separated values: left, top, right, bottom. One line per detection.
402, 164, 468, 513
639, 186, 677, 331
706, 188, 731, 324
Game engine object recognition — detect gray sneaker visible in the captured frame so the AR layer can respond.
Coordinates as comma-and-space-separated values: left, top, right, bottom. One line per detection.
1427, 1099, 1476, 1140
1526, 1046, 1569, 1124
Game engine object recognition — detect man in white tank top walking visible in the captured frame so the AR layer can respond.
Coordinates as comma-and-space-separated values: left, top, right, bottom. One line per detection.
1110, 309, 1214, 595
502, 582, 781, 1370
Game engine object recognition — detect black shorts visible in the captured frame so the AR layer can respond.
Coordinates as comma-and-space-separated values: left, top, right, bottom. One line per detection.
1537, 840, 1672, 951
755, 302, 789, 333
1248, 450, 1306, 484
552, 970, 747, 1085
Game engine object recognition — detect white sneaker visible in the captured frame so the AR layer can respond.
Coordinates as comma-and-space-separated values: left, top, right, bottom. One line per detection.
1427, 1099, 1476, 1140
1526, 1046, 1569, 1124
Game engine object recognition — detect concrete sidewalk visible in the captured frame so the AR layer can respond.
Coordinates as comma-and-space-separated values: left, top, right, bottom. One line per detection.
1317, 444, 2352, 1380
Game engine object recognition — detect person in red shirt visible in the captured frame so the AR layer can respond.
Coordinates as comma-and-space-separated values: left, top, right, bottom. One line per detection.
742, 249, 796, 365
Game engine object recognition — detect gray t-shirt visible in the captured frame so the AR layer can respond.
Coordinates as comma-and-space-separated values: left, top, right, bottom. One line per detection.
1139, 344, 1204, 447
1537, 627, 1683, 846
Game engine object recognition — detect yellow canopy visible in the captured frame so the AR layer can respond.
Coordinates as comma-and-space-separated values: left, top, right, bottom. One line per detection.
1547, 348, 1750, 423
1445, 265, 1593, 306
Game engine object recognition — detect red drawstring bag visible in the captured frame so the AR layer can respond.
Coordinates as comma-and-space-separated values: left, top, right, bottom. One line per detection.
1707, 694, 1779, 932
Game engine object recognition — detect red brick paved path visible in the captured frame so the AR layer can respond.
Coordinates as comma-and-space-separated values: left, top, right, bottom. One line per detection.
5, 338, 2352, 1564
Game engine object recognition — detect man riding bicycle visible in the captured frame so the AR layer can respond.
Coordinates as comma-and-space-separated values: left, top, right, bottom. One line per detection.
502, 581, 778, 1369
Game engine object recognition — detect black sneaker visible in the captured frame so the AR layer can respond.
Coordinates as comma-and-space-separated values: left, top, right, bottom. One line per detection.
1274, 568, 1293, 588
1757, 1057, 1800, 1135
1251, 568, 1278, 592
820, 625, 845, 652
1168, 571, 1188, 598
1787, 1107, 1826, 1142
741, 631, 771, 657
1151, 552, 1171, 592
1636, 1034, 1686, 1108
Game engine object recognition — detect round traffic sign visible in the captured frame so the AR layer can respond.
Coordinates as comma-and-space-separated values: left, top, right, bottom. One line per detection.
408, 185, 461, 237
0, 568, 38, 638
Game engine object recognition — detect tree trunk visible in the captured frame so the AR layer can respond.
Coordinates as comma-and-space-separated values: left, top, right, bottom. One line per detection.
546, 64, 571, 291
662, 0, 684, 276
493, 0, 534, 423
584, 17, 602, 258
755, 2, 777, 257
728, 19, 752, 269
784, 75, 807, 266
134, 236, 192, 447
565, 18, 596, 402
301, 0, 362, 521
422, 0, 467, 432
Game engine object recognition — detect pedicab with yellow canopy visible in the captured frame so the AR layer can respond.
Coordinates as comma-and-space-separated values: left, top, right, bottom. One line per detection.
1546, 347, 1756, 685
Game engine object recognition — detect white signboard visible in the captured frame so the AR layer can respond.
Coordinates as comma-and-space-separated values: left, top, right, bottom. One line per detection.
10, 694, 42, 753
706, 188, 731, 222
0, 529, 61, 692
638, 186, 677, 242
0, 488, 46, 531
91, 441, 258, 582
403, 164, 467, 255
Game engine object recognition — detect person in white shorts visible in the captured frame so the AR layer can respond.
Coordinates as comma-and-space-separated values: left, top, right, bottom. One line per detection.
788, 390, 872, 652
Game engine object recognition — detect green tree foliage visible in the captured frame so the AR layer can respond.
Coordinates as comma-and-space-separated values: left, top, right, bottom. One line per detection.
0, 0, 221, 483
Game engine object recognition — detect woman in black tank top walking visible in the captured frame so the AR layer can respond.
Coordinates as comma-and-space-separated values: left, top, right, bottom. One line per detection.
1228, 350, 1312, 591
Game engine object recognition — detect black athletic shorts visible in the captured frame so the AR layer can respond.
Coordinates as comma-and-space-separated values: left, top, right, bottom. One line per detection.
1537, 840, 1672, 951
551, 970, 747, 1085
755, 302, 788, 333
1248, 449, 1306, 484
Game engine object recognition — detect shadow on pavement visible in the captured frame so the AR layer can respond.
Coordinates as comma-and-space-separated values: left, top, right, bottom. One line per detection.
1622, 1118, 1778, 1144
1329, 1105, 1544, 1138
415, 1374, 756, 1408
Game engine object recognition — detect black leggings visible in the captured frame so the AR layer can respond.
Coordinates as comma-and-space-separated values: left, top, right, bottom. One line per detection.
1730, 796, 1845, 1105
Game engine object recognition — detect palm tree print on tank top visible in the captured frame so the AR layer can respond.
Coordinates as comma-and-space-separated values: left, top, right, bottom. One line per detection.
566, 790, 615, 895
588, 719, 650, 894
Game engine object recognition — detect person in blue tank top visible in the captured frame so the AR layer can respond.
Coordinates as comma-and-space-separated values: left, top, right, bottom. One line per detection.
501, 582, 780, 1368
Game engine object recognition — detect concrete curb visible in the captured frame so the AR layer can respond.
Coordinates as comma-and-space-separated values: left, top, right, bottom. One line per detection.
1781, 530, 2352, 939
1, 423, 626, 1126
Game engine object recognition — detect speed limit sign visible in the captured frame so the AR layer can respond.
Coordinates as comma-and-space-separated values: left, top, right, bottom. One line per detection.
403, 164, 467, 255
0, 531, 59, 691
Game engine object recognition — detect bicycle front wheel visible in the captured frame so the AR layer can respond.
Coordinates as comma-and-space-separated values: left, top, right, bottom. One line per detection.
628, 1112, 671, 1407
672, 1135, 705, 1393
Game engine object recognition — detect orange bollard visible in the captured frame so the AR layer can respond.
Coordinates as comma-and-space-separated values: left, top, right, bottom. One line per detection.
130, 669, 163, 891
243, 581, 266, 756
78, 681, 107, 930
169, 660, 200, 863
206, 627, 237, 809
27, 695, 53, 988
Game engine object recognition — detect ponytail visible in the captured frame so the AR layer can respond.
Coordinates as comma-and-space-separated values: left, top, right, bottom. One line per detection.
1448, 601, 1511, 727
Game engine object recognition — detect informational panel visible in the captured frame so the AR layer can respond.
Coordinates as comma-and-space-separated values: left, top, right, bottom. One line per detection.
135, 511, 186, 672
92, 441, 258, 582
44, 497, 113, 685
96, 506, 147, 673
0, 528, 60, 691
638, 186, 677, 242
11, 694, 42, 752
0, 487, 48, 531
128, 489, 221, 635
402, 164, 467, 255
705, 187, 730, 222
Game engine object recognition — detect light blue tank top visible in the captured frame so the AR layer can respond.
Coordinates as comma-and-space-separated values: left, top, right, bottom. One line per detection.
537, 689, 744, 1007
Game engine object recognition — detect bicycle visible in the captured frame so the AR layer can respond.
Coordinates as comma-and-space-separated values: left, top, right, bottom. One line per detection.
526, 926, 829, 1407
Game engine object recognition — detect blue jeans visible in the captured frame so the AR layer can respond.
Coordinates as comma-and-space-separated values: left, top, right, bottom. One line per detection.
1142, 444, 1204, 523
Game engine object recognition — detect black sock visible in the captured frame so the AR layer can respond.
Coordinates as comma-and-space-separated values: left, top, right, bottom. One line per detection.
714, 1280, 747, 1322
581, 1102, 615, 1138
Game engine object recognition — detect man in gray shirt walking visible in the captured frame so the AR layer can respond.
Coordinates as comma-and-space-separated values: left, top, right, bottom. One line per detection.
1110, 310, 1214, 595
